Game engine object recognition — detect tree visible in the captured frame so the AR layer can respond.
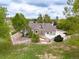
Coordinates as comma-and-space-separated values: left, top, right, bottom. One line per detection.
0, 7, 7, 23
64, 0, 79, 17
43, 14, 52, 23
56, 16, 59, 20
57, 19, 70, 30
37, 14, 43, 23
58, 0, 79, 34
73, 0, 79, 16
53, 21, 57, 26
54, 35, 63, 42
57, 16, 79, 34
12, 13, 29, 36
37, 14, 52, 23
0, 7, 10, 41
63, 0, 74, 17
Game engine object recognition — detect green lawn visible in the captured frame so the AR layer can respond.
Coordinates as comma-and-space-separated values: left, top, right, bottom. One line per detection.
0, 35, 79, 59
0, 44, 48, 59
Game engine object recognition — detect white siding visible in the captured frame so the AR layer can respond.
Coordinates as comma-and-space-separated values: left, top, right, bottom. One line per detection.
45, 30, 66, 40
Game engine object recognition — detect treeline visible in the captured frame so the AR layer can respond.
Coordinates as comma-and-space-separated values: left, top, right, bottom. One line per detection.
36, 14, 52, 23
57, 16, 79, 34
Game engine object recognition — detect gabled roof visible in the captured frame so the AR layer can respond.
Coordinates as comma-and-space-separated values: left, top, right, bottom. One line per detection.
41, 23, 56, 32
29, 21, 56, 33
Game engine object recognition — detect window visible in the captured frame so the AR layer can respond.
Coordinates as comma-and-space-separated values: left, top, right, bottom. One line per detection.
47, 32, 49, 34
35, 31, 38, 33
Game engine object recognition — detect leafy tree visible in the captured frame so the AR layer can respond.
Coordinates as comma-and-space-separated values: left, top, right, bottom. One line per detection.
64, 0, 79, 17
12, 13, 29, 36
57, 16, 79, 34
66, 16, 79, 34
57, 19, 70, 31
0, 24, 10, 40
73, 0, 79, 16
58, 0, 79, 34
63, 0, 74, 17
0, 7, 7, 23
0, 7, 10, 41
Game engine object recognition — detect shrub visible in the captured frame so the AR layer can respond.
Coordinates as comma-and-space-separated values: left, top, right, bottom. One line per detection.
31, 34, 39, 43
27, 31, 33, 38
54, 35, 63, 42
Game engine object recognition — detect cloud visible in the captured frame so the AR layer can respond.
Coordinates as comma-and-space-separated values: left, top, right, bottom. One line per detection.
7, 2, 48, 18
12, 0, 67, 7
54, 0, 67, 5
0, 0, 67, 19
54, 2, 66, 5
12, 0, 26, 3
27, 3, 48, 7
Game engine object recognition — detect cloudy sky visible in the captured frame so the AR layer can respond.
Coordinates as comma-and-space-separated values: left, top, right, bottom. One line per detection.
0, 0, 67, 19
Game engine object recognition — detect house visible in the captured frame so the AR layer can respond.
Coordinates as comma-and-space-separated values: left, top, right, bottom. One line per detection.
11, 21, 66, 45
29, 21, 56, 39
29, 21, 56, 35
29, 21, 66, 40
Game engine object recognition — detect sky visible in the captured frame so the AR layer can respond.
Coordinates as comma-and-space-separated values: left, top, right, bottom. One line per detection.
0, 0, 67, 19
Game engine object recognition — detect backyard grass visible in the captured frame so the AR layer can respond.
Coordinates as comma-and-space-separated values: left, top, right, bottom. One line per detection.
0, 35, 79, 59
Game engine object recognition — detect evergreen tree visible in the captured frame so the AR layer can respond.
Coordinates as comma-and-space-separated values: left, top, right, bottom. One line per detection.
43, 14, 52, 23
37, 14, 43, 23
37, 14, 52, 23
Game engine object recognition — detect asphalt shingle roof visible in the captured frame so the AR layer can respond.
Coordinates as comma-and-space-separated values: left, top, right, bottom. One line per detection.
29, 21, 56, 34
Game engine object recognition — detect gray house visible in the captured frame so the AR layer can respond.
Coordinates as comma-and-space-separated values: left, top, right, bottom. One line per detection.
29, 21, 56, 36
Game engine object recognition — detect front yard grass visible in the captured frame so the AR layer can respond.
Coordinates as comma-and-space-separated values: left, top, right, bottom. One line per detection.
0, 35, 79, 59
